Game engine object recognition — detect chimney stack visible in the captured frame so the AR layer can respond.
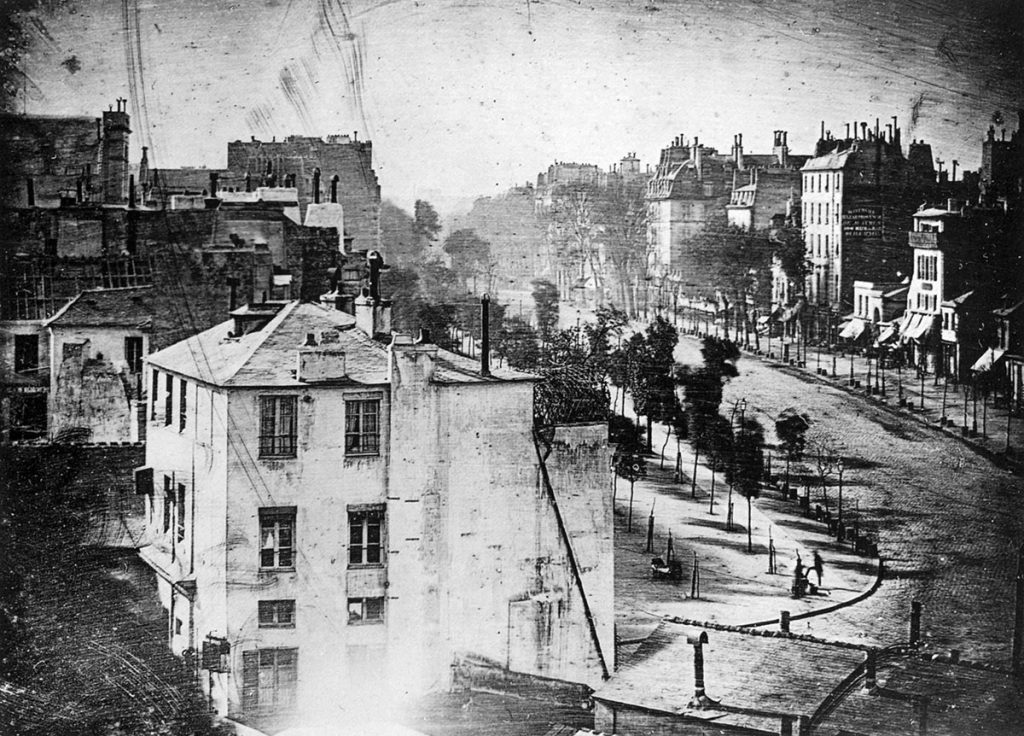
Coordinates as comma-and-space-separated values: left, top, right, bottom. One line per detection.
209, 172, 219, 197
313, 168, 321, 204
863, 649, 877, 691
226, 276, 241, 312
331, 174, 339, 203
686, 631, 714, 708
910, 601, 922, 646
480, 295, 491, 377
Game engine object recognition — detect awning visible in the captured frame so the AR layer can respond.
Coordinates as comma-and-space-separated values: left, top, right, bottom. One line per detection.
839, 318, 866, 340
874, 324, 898, 346
899, 313, 935, 343
907, 314, 936, 341
971, 347, 1007, 373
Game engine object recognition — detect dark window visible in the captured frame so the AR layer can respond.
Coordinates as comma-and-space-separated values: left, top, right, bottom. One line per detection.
258, 600, 296, 628
176, 482, 186, 543
347, 597, 385, 624
62, 342, 84, 361
345, 399, 380, 455
151, 369, 159, 419
242, 649, 297, 713
164, 374, 173, 426
14, 334, 39, 374
348, 507, 384, 566
259, 396, 297, 458
125, 336, 144, 373
259, 507, 296, 569
179, 379, 187, 432
162, 475, 172, 534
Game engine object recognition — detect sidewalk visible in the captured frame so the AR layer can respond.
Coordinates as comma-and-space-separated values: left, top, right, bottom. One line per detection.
613, 397, 880, 658
671, 314, 1023, 471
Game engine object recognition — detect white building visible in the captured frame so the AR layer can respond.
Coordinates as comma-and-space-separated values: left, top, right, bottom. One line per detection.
137, 297, 613, 732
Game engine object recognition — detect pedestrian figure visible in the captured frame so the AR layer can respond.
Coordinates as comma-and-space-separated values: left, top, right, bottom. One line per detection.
793, 554, 805, 598
812, 551, 824, 587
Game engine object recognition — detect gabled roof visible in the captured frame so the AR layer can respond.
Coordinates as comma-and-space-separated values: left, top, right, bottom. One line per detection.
45, 287, 154, 329
801, 149, 854, 171
147, 301, 535, 388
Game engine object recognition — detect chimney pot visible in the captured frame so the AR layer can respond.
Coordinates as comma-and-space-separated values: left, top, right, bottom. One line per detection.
480, 295, 491, 377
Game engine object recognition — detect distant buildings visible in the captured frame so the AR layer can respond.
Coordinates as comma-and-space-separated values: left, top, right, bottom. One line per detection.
137, 289, 613, 730
799, 118, 935, 313
0, 102, 366, 443
647, 131, 807, 294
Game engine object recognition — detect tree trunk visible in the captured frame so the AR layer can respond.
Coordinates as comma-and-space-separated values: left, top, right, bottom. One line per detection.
747, 495, 753, 552
660, 425, 671, 468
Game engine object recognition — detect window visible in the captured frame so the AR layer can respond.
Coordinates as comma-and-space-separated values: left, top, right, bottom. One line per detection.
347, 597, 385, 624
348, 507, 384, 565
164, 374, 173, 426
151, 369, 159, 419
242, 649, 297, 713
258, 600, 296, 628
176, 482, 186, 543
125, 336, 144, 373
824, 235, 829, 256
260, 507, 296, 569
179, 379, 188, 432
259, 396, 298, 458
345, 399, 380, 455
14, 334, 39, 374
163, 475, 172, 534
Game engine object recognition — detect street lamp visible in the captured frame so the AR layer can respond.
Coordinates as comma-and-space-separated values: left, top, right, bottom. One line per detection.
836, 457, 844, 528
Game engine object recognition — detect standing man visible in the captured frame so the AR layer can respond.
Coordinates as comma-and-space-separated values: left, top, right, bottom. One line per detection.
812, 551, 824, 587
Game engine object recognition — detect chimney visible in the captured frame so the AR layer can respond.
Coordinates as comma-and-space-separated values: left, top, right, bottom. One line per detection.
951, 160, 958, 181
863, 650, 877, 692
735, 133, 744, 170
209, 172, 219, 197
226, 276, 241, 312
480, 295, 491, 377
861, 122, 868, 140
910, 601, 922, 646
331, 175, 339, 203
297, 345, 347, 383
845, 123, 851, 139
820, 120, 825, 140
313, 168, 321, 204
686, 631, 715, 708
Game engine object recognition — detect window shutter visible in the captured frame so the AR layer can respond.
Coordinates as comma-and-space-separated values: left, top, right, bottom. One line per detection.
242, 650, 259, 712
134, 466, 153, 495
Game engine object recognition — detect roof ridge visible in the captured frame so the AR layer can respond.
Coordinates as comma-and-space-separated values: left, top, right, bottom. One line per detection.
219, 301, 299, 384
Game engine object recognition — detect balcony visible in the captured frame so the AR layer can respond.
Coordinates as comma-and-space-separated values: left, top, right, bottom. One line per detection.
908, 231, 943, 249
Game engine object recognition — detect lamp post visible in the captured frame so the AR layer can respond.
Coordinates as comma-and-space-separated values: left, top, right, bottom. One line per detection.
920, 367, 926, 411
836, 457, 845, 528
849, 351, 855, 385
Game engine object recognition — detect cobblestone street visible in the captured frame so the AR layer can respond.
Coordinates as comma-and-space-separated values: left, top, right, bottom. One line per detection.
669, 332, 1024, 668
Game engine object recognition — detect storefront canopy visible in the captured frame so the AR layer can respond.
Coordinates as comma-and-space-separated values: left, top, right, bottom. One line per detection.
839, 318, 866, 340
971, 347, 1007, 374
874, 323, 898, 347
900, 313, 936, 343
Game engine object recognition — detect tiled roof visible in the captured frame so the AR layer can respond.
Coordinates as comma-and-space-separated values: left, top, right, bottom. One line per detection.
802, 149, 854, 171
593, 623, 864, 726
45, 287, 155, 329
147, 301, 536, 387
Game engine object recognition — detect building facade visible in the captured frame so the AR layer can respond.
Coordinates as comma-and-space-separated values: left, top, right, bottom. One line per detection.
137, 298, 613, 731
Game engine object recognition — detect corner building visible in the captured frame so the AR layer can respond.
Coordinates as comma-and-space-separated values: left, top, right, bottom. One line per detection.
137, 300, 613, 731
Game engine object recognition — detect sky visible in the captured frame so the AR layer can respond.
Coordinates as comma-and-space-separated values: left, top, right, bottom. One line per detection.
11, 0, 1024, 215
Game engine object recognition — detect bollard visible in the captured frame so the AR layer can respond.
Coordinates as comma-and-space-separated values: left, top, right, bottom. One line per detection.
780, 609, 791, 633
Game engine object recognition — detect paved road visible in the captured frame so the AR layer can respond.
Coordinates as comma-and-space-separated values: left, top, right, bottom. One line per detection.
672, 335, 1024, 667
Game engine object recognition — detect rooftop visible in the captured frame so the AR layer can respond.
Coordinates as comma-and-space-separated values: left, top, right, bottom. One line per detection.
45, 287, 154, 329
594, 623, 864, 728
802, 148, 854, 172
147, 301, 536, 388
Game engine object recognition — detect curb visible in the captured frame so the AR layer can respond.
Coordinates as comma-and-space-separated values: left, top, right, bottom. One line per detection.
734, 341, 1022, 476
